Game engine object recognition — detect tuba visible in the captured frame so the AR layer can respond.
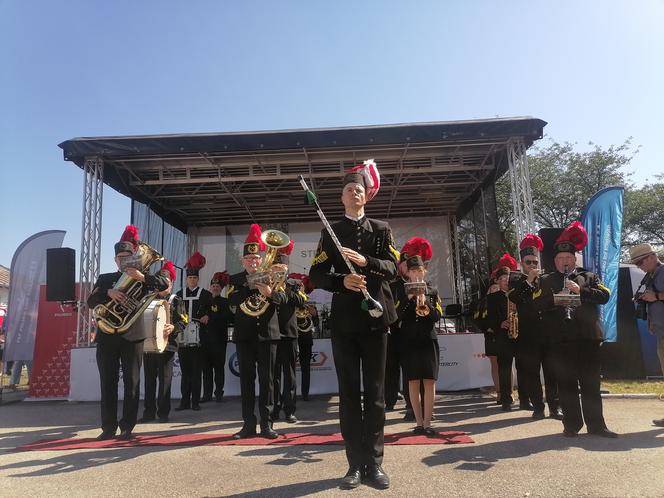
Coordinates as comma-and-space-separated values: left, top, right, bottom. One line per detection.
240, 229, 291, 317
94, 241, 164, 334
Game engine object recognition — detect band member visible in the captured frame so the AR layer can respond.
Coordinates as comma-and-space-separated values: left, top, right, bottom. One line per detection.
485, 253, 519, 411
87, 225, 169, 440
309, 160, 398, 490
475, 276, 501, 402
534, 222, 616, 438
272, 242, 305, 423
630, 244, 664, 427
394, 238, 443, 436
176, 252, 211, 411
201, 271, 233, 403
391, 237, 433, 420
229, 224, 286, 439
509, 234, 562, 419
288, 273, 317, 401
140, 261, 184, 423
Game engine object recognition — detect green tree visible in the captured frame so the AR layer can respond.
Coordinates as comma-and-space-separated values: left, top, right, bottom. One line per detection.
497, 138, 639, 252
624, 173, 664, 247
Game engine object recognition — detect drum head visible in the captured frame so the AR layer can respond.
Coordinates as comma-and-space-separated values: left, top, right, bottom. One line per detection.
152, 301, 168, 352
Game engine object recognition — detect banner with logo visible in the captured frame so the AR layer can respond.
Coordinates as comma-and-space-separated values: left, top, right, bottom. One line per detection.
4, 230, 66, 362
581, 187, 624, 342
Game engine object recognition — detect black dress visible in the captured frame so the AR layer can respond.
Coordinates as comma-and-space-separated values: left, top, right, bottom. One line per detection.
395, 283, 443, 381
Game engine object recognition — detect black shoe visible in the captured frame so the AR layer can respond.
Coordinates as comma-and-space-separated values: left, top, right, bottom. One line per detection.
192, 404, 201, 411
501, 403, 512, 412
302, 394, 309, 401
403, 410, 415, 422
532, 410, 545, 420
563, 429, 578, 438
550, 407, 564, 420
137, 416, 155, 423
653, 418, 664, 427
233, 427, 257, 440
588, 428, 618, 438
423, 427, 437, 437
117, 429, 134, 440
200, 397, 212, 403
271, 410, 281, 421
96, 430, 117, 441
340, 466, 362, 489
413, 425, 425, 436
158, 417, 169, 423
363, 464, 390, 489
174, 404, 190, 411
285, 414, 298, 424
215, 397, 223, 403
519, 402, 534, 411
260, 427, 279, 439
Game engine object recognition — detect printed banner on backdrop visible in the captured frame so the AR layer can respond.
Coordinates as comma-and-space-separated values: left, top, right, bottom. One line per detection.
4, 230, 66, 361
582, 187, 624, 342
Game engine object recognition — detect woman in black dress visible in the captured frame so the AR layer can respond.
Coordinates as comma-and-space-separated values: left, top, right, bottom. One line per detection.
397, 250, 443, 436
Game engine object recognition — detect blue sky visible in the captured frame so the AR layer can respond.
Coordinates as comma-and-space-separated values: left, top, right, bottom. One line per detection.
1, 0, 662, 273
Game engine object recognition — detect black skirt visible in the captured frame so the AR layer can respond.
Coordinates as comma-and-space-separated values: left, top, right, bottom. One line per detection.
402, 338, 440, 381
484, 332, 498, 357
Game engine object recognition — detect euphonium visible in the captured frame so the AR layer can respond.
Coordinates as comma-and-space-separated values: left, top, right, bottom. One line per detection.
296, 305, 314, 334
507, 298, 519, 339
240, 229, 291, 317
94, 241, 164, 334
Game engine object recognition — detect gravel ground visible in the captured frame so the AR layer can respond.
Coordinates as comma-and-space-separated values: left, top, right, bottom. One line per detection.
1, 393, 663, 498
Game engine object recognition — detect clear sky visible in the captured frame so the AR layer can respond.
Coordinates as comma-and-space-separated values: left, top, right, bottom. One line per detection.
1, 0, 662, 273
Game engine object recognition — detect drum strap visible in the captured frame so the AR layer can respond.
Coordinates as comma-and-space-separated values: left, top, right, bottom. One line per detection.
183, 287, 203, 320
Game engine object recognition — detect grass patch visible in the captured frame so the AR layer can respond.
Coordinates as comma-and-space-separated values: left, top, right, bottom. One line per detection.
601, 379, 664, 395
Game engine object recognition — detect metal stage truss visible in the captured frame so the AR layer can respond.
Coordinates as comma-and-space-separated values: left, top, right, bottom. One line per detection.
63, 118, 544, 344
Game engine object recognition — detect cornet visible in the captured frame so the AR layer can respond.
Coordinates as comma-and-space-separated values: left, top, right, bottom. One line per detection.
404, 280, 429, 317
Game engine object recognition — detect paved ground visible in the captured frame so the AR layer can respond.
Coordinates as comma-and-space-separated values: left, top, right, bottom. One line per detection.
1, 393, 664, 498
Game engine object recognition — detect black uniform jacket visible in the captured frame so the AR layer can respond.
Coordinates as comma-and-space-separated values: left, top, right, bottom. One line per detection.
532, 267, 610, 343
228, 270, 287, 342
508, 271, 544, 343
203, 295, 234, 345
394, 280, 443, 342
309, 216, 398, 333
277, 279, 308, 339
484, 290, 515, 346
88, 270, 170, 342
176, 286, 212, 323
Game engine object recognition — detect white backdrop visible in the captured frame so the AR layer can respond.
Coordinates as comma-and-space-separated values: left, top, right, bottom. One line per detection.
69, 334, 492, 401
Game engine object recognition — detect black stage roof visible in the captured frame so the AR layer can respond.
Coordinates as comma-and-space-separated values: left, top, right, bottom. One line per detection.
59, 117, 546, 232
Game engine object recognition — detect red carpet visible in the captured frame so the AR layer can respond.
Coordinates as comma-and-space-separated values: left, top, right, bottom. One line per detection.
16, 431, 473, 451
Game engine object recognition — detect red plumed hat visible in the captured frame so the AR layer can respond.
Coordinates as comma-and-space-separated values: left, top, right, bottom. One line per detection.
288, 272, 316, 294
211, 271, 230, 289
343, 159, 381, 202
492, 253, 518, 279
399, 237, 433, 262
114, 225, 139, 255
244, 224, 266, 256
160, 260, 177, 282
185, 251, 206, 276
555, 221, 588, 254
519, 233, 544, 258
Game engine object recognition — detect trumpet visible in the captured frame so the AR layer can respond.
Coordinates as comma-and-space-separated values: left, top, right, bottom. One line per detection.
404, 280, 429, 317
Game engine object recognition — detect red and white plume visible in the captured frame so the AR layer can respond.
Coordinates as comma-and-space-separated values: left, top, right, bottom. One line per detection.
494, 253, 518, 272
400, 237, 433, 262
185, 251, 206, 271
350, 158, 381, 201
120, 225, 140, 249
279, 239, 295, 256
519, 233, 544, 252
161, 260, 177, 282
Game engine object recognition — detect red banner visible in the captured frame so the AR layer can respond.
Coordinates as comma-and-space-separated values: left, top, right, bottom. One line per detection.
29, 285, 79, 398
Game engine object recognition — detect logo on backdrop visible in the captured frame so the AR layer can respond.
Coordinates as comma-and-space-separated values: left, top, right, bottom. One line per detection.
229, 352, 240, 377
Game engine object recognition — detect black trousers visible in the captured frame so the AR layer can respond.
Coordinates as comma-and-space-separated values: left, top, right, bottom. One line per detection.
236, 340, 277, 430
331, 328, 388, 468
385, 332, 401, 408
143, 351, 175, 419
517, 340, 559, 412
298, 337, 313, 398
496, 336, 516, 405
178, 346, 202, 407
201, 342, 227, 400
96, 333, 144, 433
274, 338, 298, 416
551, 340, 607, 433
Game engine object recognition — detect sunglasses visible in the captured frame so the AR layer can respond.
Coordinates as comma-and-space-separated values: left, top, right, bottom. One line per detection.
523, 259, 539, 266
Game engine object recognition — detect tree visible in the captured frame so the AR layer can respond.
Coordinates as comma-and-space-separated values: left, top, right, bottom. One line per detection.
624, 173, 664, 248
496, 138, 639, 253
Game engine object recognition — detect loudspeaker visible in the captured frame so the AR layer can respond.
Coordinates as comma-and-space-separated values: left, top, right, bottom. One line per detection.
538, 228, 564, 273
47, 248, 75, 301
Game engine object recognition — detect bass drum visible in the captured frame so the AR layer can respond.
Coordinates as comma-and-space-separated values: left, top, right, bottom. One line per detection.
143, 299, 169, 353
